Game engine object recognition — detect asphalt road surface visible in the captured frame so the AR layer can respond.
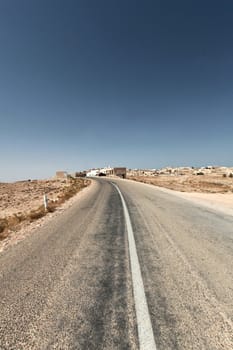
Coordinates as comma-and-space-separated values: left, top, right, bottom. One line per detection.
0, 178, 233, 349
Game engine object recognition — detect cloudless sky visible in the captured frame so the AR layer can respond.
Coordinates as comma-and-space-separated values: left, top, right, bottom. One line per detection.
1, 0, 233, 181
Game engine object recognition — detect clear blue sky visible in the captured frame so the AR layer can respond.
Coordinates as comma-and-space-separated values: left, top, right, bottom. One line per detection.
1, 0, 233, 181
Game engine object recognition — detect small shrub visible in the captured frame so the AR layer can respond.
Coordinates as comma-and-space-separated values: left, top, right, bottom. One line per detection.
47, 204, 56, 213
7, 214, 20, 227
29, 207, 46, 221
0, 219, 8, 240
0, 219, 7, 234
16, 213, 26, 222
0, 231, 9, 240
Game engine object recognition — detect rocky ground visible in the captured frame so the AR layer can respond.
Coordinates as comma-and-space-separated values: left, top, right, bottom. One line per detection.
0, 177, 90, 243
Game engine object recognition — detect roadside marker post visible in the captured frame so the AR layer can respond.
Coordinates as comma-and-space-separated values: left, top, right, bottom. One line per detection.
43, 194, 48, 211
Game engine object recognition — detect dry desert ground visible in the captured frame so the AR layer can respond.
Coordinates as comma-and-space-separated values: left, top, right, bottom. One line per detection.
130, 174, 233, 193
1, 173, 233, 252
0, 177, 90, 250
130, 174, 233, 215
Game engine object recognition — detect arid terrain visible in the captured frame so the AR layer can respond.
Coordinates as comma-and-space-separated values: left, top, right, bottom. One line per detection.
0, 177, 90, 242
128, 173, 233, 216
1, 171, 233, 252
129, 174, 233, 193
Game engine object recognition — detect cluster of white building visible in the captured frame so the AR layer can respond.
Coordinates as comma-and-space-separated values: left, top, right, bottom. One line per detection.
127, 166, 233, 177
86, 167, 127, 179
86, 167, 112, 177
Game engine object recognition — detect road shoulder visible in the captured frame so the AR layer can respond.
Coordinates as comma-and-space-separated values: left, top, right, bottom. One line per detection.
124, 178, 233, 217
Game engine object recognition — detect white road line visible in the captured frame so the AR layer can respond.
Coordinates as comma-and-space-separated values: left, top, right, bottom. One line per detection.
111, 182, 157, 350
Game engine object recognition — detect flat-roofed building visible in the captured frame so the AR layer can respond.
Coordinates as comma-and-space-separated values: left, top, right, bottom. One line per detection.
56, 171, 68, 179
113, 167, 127, 179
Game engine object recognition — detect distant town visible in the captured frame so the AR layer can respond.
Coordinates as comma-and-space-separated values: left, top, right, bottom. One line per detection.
56, 165, 233, 180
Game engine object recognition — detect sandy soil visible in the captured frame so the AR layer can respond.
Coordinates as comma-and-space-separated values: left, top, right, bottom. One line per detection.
0, 178, 71, 217
150, 185, 233, 216
129, 175, 233, 216
0, 178, 91, 252
129, 174, 233, 193
1, 175, 233, 254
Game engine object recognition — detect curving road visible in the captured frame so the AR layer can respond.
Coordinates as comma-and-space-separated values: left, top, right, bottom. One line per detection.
0, 178, 233, 349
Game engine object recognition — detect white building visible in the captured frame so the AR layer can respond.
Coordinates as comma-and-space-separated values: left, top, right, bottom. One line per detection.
86, 169, 100, 177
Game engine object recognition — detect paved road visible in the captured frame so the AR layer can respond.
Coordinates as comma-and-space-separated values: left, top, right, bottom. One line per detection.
0, 178, 233, 349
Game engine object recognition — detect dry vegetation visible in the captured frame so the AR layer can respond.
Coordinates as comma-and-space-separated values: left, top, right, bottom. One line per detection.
130, 174, 233, 193
0, 177, 90, 241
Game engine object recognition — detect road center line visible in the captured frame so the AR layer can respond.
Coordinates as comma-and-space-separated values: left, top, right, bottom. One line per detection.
111, 182, 157, 350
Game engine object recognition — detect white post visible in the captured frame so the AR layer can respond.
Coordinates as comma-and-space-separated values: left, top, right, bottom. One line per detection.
43, 194, 48, 211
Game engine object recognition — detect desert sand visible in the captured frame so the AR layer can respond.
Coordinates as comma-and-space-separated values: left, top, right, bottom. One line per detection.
130, 175, 233, 215
1, 174, 232, 254
0, 177, 90, 250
